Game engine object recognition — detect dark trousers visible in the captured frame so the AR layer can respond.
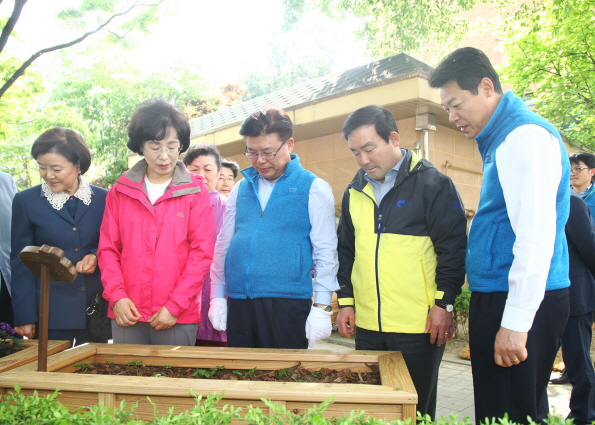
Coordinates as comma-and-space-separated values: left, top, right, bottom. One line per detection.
227, 298, 311, 349
469, 289, 569, 425
561, 311, 595, 425
355, 327, 445, 420
0, 274, 14, 327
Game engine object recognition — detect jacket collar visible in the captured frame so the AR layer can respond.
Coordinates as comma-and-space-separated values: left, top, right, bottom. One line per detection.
124, 159, 192, 187
349, 149, 425, 191
475, 91, 521, 155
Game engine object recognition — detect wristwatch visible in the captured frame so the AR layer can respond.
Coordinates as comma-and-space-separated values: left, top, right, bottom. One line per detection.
435, 302, 454, 313
313, 303, 332, 312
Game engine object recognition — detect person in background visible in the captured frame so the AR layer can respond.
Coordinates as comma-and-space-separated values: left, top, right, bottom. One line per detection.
208, 108, 339, 349
183, 143, 227, 346
0, 171, 17, 327
98, 99, 214, 346
429, 47, 570, 424
549, 193, 595, 424
11, 128, 107, 346
552, 152, 595, 385
569, 152, 595, 218
216, 159, 239, 197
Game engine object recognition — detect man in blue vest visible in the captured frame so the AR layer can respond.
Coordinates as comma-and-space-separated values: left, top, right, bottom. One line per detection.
208, 108, 339, 349
429, 47, 571, 424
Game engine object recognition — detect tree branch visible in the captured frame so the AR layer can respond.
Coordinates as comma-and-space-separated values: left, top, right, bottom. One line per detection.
0, 0, 164, 100
0, 0, 27, 56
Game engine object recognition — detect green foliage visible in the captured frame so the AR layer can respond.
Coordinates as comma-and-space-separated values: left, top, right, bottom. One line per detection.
73, 362, 94, 372
282, 0, 483, 58
192, 365, 224, 378
453, 288, 471, 342
240, 16, 340, 100
243, 59, 332, 100
499, 0, 595, 151
277, 368, 291, 378
0, 386, 582, 424
50, 53, 215, 183
0, 322, 24, 358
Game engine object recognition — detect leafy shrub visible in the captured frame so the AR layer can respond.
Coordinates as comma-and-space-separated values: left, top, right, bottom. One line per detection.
0, 322, 24, 358
0, 385, 577, 425
453, 288, 471, 342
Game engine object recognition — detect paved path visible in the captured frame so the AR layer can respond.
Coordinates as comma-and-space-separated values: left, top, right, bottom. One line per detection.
315, 333, 573, 423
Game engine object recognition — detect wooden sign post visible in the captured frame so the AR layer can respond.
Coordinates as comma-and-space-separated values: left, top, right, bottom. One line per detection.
18, 245, 77, 372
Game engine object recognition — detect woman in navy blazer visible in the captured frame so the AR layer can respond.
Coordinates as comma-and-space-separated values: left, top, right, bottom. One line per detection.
10, 128, 107, 346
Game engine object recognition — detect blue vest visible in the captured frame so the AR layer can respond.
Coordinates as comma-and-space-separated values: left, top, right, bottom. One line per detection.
581, 184, 595, 219
467, 91, 570, 292
225, 154, 316, 299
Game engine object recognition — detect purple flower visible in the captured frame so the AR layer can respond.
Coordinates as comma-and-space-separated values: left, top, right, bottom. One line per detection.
0, 322, 15, 336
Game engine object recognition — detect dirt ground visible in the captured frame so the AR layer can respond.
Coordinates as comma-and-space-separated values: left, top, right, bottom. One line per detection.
73, 361, 381, 384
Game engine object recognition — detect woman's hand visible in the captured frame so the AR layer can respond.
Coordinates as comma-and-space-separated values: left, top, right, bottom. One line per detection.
148, 306, 177, 331
113, 298, 142, 327
76, 253, 97, 274
14, 323, 35, 339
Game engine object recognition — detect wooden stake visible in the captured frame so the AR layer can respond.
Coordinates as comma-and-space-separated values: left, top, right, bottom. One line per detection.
18, 245, 77, 372
38, 264, 50, 372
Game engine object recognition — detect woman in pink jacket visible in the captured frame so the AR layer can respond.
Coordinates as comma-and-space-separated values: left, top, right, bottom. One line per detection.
98, 99, 215, 346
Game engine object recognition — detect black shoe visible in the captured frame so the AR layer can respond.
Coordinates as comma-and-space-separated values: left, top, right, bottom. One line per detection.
550, 369, 569, 385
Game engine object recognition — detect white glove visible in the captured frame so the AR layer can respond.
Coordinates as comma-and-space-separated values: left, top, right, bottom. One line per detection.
208, 298, 227, 331
305, 305, 332, 349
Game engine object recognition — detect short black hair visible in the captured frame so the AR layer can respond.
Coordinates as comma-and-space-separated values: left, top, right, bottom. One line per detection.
31, 127, 92, 174
569, 152, 595, 169
429, 47, 503, 95
127, 98, 191, 155
183, 143, 221, 169
239, 108, 293, 142
342, 105, 398, 142
220, 158, 239, 179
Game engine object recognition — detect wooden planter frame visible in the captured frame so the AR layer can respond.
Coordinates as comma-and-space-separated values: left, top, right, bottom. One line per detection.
0, 343, 417, 422
0, 340, 70, 375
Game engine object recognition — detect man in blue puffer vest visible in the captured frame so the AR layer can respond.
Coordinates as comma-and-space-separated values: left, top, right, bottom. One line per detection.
208, 108, 340, 349
430, 47, 571, 424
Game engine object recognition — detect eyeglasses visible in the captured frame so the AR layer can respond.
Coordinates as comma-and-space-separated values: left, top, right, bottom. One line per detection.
570, 167, 590, 174
244, 139, 287, 161
143, 144, 181, 157
218, 176, 235, 182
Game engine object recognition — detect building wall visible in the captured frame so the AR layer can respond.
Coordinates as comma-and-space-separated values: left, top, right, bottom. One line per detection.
222, 117, 484, 213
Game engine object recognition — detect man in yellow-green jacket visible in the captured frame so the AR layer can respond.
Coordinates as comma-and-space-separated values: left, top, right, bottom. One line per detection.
336, 105, 467, 419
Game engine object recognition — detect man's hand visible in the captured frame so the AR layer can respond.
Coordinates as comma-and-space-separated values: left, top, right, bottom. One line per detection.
424, 305, 454, 346
148, 306, 177, 331
305, 305, 332, 349
208, 298, 227, 331
113, 298, 142, 327
494, 326, 528, 367
337, 306, 356, 339
14, 323, 35, 339
76, 253, 97, 274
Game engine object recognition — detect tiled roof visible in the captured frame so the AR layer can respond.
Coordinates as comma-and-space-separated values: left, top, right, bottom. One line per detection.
189, 52, 434, 137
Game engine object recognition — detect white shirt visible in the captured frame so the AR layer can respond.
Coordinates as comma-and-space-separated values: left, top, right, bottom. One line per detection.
494, 124, 563, 332
210, 175, 340, 305
144, 176, 171, 204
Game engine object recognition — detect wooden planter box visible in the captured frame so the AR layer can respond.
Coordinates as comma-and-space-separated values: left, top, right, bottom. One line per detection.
0, 340, 70, 375
0, 343, 417, 422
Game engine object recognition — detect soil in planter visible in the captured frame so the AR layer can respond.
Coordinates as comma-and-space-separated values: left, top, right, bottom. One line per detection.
73, 361, 381, 385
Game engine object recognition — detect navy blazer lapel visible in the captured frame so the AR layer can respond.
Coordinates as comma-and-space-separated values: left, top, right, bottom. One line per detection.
42, 197, 76, 225
73, 199, 90, 223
